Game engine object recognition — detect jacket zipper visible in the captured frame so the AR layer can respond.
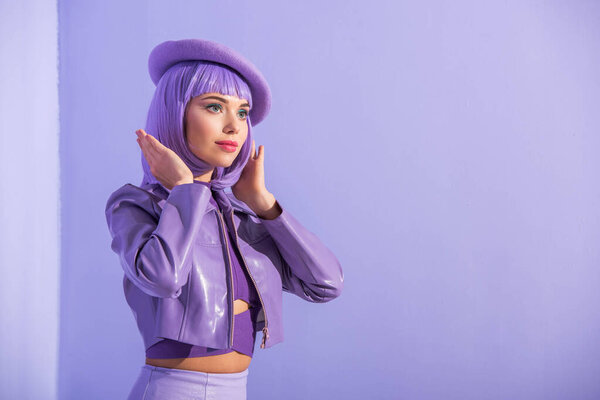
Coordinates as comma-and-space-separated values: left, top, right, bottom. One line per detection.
229, 209, 270, 349
216, 209, 235, 348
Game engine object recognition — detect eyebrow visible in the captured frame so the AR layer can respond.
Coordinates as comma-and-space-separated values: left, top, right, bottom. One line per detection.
200, 95, 250, 108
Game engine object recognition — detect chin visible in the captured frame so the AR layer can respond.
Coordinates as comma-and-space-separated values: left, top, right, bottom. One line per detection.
213, 156, 238, 168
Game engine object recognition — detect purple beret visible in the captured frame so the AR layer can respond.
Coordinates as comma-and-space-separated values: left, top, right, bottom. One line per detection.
148, 39, 271, 126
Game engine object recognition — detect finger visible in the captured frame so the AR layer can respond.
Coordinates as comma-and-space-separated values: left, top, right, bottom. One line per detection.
137, 134, 156, 164
146, 134, 166, 155
259, 145, 264, 161
136, 131, 149, 151
136, 129, 149, 140
143, 134, 161, 159
136, 134, 147, 152
136, 131, 145, 151
138, 139, 155, 165
251, 140, 256, 159
145, 132, 157, 144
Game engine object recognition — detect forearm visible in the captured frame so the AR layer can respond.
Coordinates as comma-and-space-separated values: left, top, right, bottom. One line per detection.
260, 205, 344, 302
106, 182, 212, 298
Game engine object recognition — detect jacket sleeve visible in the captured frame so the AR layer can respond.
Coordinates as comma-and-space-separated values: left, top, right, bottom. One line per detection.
105, 182, 213, 298
259, 201, 344, 303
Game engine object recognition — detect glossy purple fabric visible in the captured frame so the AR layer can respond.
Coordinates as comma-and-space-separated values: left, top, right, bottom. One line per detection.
105, 178, 344, 353
145, 307, 260, 359
146, 184, 261, 358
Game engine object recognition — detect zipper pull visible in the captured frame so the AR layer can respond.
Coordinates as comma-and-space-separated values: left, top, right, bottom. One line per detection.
260, 327, 270, 349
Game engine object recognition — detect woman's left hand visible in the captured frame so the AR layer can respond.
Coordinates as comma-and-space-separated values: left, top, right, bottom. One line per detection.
232, 140, 279, 218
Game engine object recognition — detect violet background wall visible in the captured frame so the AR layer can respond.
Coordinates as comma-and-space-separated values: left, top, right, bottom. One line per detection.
3, 0, 597, 399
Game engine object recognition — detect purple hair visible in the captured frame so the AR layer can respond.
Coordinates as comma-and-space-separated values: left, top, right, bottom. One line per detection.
140, 60, 254, 191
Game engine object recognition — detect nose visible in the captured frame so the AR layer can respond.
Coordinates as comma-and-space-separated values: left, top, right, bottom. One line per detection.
224, 124, 239, 134
223, 111, 243, 134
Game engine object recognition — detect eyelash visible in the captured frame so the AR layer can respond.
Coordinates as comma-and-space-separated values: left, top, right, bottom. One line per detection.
206, 103, 248, 119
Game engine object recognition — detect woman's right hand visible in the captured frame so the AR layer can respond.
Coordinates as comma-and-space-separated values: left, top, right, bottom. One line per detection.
136, 129, 194, 190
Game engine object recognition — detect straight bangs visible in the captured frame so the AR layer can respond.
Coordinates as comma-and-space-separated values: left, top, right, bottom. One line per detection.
188, 62, 253, 109
141, 60, 254, 189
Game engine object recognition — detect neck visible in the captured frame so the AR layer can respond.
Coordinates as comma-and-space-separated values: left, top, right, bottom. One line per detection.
194, 169, 214, 183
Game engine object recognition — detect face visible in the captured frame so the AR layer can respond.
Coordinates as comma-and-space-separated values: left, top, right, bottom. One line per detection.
184, 92, 250, 168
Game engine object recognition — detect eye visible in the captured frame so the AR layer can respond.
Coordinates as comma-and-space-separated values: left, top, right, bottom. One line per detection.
238, 109, 248, 119
206, 103, 222, 113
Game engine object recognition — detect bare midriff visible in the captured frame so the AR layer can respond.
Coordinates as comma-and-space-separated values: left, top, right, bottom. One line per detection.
145, 299, 253, 373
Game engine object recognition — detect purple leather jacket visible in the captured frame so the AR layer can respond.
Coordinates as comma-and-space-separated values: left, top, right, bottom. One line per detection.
104, 180, 343, 352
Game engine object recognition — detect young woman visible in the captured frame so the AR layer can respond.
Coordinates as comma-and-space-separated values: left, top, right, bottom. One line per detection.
105, 39, 344, 399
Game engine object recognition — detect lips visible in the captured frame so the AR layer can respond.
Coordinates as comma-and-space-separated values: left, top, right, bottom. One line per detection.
215, 140, 238, 147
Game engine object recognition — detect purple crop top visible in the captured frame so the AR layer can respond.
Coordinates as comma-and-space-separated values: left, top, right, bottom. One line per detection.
145, 181, 262, 359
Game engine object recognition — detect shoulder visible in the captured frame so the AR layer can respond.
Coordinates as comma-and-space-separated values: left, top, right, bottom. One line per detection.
105, 183, 162, 216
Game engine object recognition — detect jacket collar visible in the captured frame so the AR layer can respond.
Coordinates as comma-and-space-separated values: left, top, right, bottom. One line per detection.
145, 182, 258, 218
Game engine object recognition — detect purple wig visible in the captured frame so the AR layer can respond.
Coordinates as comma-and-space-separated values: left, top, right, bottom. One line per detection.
140, 60, 254, 191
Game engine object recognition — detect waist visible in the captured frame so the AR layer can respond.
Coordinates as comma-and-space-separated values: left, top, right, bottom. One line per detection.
146, 305, 260, 373
145, 351, 252, 374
